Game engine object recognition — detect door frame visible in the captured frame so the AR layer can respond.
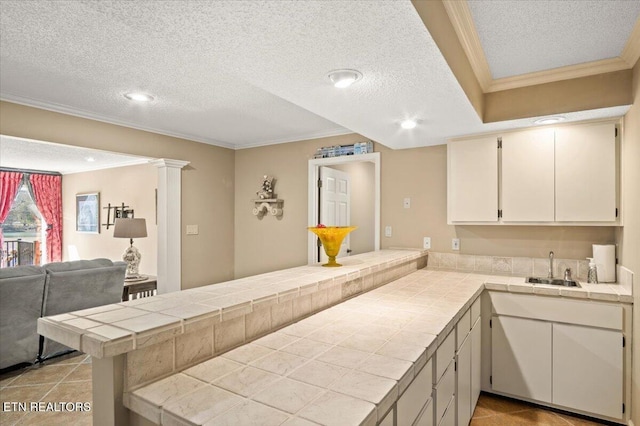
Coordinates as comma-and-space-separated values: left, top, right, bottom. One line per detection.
307, 152, 380, 265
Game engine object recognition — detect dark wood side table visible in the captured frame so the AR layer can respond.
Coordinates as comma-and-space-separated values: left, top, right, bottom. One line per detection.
122, 275, 157, 301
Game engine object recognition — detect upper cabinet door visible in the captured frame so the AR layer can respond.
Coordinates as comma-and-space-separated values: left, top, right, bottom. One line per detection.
555, 122, 616, 221
501, 129, 555, 222
448, 136, 498, 223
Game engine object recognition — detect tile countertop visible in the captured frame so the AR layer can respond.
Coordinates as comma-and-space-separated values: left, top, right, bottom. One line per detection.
37, 249, 427, 359
125, 269, 632, 426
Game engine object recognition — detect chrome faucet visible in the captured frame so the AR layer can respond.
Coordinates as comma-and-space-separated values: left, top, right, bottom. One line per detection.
548, 251, 554, 279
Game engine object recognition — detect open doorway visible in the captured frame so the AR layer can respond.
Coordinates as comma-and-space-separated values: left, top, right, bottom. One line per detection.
307, 152, 380, 264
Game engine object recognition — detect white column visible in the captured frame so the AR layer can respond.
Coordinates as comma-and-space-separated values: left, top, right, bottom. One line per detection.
152, 159, 189, 294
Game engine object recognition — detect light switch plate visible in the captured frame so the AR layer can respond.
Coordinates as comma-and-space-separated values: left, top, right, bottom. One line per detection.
385, 226, 392, 237
423, 237, 431, 250
452, 238, 460, 250
186, 225, 199, 235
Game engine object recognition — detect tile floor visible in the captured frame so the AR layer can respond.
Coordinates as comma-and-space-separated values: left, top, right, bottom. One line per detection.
0, 351, 609, 425
470, 393, 608, 426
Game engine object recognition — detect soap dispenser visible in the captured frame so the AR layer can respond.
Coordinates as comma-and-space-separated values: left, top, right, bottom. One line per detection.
587, 258, 598, 284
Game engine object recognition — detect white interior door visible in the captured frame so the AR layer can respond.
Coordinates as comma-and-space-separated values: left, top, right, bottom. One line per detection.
319, 166, 351, 262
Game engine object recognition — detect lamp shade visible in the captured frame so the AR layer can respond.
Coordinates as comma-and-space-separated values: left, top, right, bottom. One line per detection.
113, 218, 147, 239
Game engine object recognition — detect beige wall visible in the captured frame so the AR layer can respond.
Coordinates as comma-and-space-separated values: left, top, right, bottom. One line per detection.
234, 133, 618, 277
618, 60, 639, 426
331, 162, 375, 255
377, 143, 616, 259
484, 70, 633, 122
0, 101, 235, 289
233, 134, 367, 278
62, 163, 158, 276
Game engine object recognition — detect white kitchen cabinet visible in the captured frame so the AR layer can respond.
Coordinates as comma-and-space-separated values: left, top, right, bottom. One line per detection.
438, 396, 455, 426
553, 323, 623, 419
470, 317, 481, 411
501, 128, 555, 222
447, 136, 498, 223
455, 299, 481, 426
456, 333, 472, 426
414, 399, 433, 426
435, 360, 455, 423
397, 358, 432, 426
488, 291, 629, 423
491, 315, 552, 402
447, 120, 619, 225
555, 122, 617, 221
378, 407, 394, 426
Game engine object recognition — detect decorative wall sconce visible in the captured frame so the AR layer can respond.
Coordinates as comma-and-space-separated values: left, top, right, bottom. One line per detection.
253, 199, 284, 218
253, 175, 283, 218
102, 202, 135, 229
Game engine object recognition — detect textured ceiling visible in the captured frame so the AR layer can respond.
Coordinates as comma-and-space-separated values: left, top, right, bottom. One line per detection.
467, 0, 640, 79
0, 135, 150, 174
0, 0, 636, 155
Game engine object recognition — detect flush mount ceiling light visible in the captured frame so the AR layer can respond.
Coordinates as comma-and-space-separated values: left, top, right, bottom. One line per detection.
327, 69, 362, 88
534, 116, 565, 125
400, 119, 417, 129
124, 92, 154, 102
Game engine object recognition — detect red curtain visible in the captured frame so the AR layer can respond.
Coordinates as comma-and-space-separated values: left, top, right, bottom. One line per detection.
1, 171, 24, 261
29, 174, 62, 263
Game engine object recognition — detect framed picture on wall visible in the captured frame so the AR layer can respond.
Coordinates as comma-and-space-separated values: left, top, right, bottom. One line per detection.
76, 192, 100, 233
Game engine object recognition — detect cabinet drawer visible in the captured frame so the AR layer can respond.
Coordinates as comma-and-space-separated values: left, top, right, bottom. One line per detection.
435, 330, 455, 382
471, 297, 480, 325
489, 292, 622, 330
456, 309, 471, 350
398, 358, 432, 426
435, 359, 455, 422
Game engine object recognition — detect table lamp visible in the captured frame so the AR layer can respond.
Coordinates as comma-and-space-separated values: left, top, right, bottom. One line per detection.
113, 218, 147, 281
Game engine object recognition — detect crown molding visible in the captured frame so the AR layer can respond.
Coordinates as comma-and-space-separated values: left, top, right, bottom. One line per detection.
442, 0, 492, 92
487, 57, 631, 93
444, 0, 638, 93
620, 17, 640, 67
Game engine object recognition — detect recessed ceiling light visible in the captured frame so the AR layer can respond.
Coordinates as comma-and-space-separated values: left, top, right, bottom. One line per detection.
124, 92, 154, 102
400, 119, 417, 129
534, 116, 565, 125
327, 69, 362, 88
85, 157, 96, 162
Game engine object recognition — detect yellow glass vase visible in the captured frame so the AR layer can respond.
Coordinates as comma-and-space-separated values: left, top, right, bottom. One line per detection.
308, 226, 357, 267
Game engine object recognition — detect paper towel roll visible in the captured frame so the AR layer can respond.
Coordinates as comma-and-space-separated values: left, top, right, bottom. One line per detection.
593, 244, 616, 283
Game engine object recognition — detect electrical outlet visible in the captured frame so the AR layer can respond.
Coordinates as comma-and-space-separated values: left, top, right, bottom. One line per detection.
452, 238, 460, 250
186, 225, 199, 235
385, 226, 392, 237
403, 198, 411, 209
423, 237, 431, 250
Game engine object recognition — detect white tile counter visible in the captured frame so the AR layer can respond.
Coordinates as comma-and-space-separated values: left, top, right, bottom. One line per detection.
37, 249, 429, 426
38, 250, 427, 360
125, 269, 632, 425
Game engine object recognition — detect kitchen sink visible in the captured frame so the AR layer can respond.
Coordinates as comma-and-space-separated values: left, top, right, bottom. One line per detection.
525, 277, 580, 287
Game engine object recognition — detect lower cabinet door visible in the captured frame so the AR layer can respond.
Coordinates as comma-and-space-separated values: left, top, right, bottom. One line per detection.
379, 406, 394, 426
415, 398, 433, 426
470, 318, 481, 410
552, 323, 623, 419
438, 396, 456, 426
492, 316, 552, 402
397, 358, 433, 426
456, 335, 471, 426
435, 359, 455, 422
